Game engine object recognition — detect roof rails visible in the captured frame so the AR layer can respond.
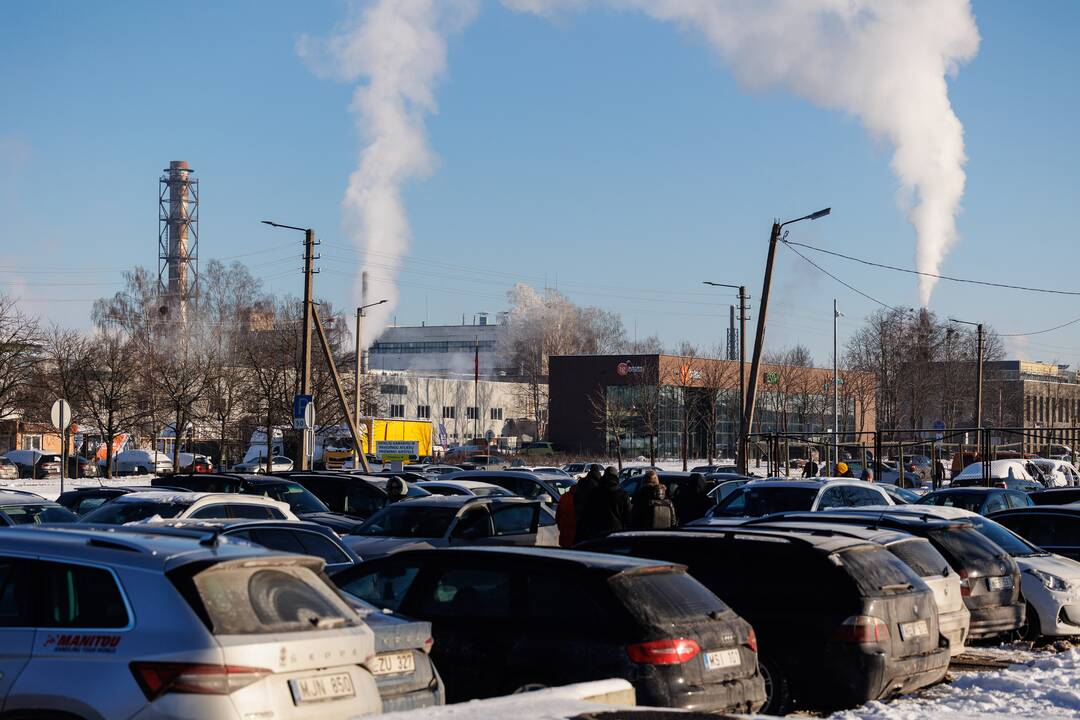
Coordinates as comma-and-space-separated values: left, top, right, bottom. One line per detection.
0, 488, 47, 499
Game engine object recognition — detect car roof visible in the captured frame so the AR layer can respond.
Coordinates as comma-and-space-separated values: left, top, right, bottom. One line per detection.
0, 490, 51, 504
741, 509, 971, 530
375, 494, 532, 508
134, 518, 340, 533
381, 545, 684, 574
0, 525, 284, 572
108, 490, 266, 503
744, 478, 868, 489
443, 470, 546, 480
991, 505, 1080, 515
415, 480, 504, 490
925, 487, 1007, 495
878, 505, 978, 521
742, 520, 921, 546
606, 528, 876, 554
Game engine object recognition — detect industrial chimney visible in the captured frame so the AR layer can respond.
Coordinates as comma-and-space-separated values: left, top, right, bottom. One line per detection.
157, 160, 199, 321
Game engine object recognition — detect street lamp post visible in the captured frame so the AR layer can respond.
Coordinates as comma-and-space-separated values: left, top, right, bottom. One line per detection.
742, 208, 831, 476
355, 299, 388, 467
833, 299, 843, 473
261, 220, 318, 470
703, 281, 748, 471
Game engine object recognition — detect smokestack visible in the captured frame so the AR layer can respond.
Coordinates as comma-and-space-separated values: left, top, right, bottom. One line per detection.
158, 160, 199, 320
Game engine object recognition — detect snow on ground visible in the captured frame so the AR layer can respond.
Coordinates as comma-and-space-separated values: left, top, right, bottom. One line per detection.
828, 649, 1080, 719
1, 474, 156, 501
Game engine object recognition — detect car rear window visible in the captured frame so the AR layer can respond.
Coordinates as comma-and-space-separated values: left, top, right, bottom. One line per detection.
921, 492, 988, 512
610, 570, 728, 626
192, 563, 359, 635
837, 546, 926, 596
887, 539, 950, 578
1, 504, 77, 525
966, 516, 1044, 557
260, 483, 329, 514
358, 506, 457, 538
927, 526, 1004, 569
81, 499, 191, 524
716, 486, 818, 516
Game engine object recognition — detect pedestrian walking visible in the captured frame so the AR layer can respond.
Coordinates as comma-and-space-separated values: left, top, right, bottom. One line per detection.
673, 472, 712, 525
576, 465, 631, 542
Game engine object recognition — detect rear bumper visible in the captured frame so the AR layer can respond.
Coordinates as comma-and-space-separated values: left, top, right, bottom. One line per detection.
637, 672, 766, 713
939, 608, 971, 657
811, 644, 949, 708
380, 684, 443, 714
968, 603, 1025, 639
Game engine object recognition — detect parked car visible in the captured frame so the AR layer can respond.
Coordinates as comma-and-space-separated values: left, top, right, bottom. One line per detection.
0, 490, 78, 525
415, 480, 515, 498
420, 464, 463, 476
561, 462, 593, 476
744, 509, 1026, 640
343, 495, 558, 558
511, 465, 572, 477
232, 454, 294, 473
62, 454, 99, 478
0, 525, 382, 718
519, 441, 555, 456
706, 479, 893, 519
988, 505, 1080, 562
1030, 458, 1080, 488
707, 477, 753, 505
880, 483, 921, 504
3, 449, 61, 479
1031, 488, 1080, 506
283, 472, 431, 522
950, 459, 1040, 486
579, 528, 949, 714
177, 452, 214, 473
893, 505, 1080, 639
916, 487, 1034, 515
457, 454, 506, 470
333, 546, 766, 712
737, 519, 970, 657
78, 491, 298, 524
113, 449, 173, 476
0, 456, 19, 480
150, 473, 363, 534
617, 465, 660, 482
691, 464, 739, 474
55, 485, 181, 516
442, 470, 573, 507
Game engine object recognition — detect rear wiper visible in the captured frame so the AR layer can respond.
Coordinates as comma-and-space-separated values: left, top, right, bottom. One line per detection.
880, 583, 914, 592
308, 615, 348, 629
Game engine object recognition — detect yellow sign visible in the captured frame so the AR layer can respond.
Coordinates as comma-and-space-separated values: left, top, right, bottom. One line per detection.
381, 453, 410, 463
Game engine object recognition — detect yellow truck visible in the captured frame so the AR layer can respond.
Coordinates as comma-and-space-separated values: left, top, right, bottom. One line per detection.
322, 418, 433, 469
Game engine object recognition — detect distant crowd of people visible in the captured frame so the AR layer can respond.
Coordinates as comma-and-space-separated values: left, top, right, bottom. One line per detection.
554, 465, 713, 547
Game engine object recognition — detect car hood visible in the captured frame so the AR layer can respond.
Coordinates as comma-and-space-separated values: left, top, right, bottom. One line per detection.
298, 511, 364, 534
342, 536, 440, 558
1016, 554, 1080, 581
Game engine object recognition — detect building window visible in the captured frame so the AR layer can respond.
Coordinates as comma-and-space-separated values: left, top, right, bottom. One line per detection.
21, 435, 42, 451
466, 407, 479, 420
442, 406, 455, 420
417, 405, 431, 419
380, 384, 407, 396
389, 404, 405, 418
491, 408, 503, 421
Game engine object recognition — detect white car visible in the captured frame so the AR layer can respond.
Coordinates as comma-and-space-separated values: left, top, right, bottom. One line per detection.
708, 478, 894, 519
952, 459, 1037, 483
874, 504, 1080, 639
1030, 459, 1080, 488
414, 480, 516, 498
79, 491, 299, 524
511, 466, 572, 477
114, 449, 173, 475
232, 455, 295, 473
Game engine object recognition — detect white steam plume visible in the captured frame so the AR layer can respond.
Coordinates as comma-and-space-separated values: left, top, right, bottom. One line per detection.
508, 0, 979, 305
299, 0, 478, 346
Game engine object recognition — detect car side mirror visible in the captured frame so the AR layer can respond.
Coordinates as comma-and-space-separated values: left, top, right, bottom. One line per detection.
538, 494, 553, 505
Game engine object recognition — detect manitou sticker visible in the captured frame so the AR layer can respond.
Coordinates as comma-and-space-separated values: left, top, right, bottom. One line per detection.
41, 634, 122, 653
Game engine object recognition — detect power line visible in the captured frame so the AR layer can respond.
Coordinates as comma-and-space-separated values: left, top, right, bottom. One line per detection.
999, 316, 1080, 338
781, 242, 898, 311
784, 239, 1080, 297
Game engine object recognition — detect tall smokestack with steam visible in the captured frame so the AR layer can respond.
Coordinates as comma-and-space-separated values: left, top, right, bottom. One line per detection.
299, 0, 479, 348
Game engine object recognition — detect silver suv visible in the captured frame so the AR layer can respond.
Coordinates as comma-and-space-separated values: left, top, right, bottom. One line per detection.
0, 525, 382, 718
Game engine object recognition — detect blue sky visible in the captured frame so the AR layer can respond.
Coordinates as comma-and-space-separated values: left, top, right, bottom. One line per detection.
2, 0, 1079, 364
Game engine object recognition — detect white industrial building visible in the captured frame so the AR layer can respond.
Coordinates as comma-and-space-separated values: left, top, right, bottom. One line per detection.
367, 314, 509, 374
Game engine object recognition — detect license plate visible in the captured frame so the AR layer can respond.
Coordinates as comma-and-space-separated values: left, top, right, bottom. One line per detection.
899, 620, 929, 640
989, 576, 1014, 591
289, 672, 355, 704
704, 648, 741, 670
371, 650, 416, 676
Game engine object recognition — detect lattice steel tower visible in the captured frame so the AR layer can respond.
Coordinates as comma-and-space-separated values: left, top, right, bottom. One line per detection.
158, 160, 199, 319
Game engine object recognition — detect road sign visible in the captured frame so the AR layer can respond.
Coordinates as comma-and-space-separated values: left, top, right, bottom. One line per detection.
51, 399, 71, 430
293, 395, 313, 430
932, 419, 946, 441
376, 440, 419, 459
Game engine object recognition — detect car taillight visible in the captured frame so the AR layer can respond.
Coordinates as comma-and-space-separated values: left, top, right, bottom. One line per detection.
422, 636, 435, 654
746, 628, 758, 653
130, 662, 271, 701
958, 569, 972, 596
832, 616, 888, 644
626, 638, 701, 665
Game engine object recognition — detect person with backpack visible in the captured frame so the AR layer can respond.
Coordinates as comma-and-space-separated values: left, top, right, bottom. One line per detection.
630, 471, 678, 530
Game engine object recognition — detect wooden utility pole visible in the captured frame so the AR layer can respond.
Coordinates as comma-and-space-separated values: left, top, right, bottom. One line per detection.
299, 228, 316, 470
313, 306, 370, 472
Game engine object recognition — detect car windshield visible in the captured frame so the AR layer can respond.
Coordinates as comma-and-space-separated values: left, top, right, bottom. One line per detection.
1, 504, 77, 525
357, 506, 458, 538
81, 499, 192, 524
918, 492, 987, 512
472, 486, 513, 497
966, 516, 1046, 557
715, 486, 818, 517
261, 482, 329, 514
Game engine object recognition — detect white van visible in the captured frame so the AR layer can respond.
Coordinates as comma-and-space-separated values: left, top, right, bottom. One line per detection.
114, 449, 173, 476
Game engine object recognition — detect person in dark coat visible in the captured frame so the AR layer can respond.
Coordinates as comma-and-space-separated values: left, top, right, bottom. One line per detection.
577, 466, 631, 542
555, 484, 578, 548
673, 473, 712, 525
573, 464, 603, 520
630, 471, 678, 530
802, 458, 820, 478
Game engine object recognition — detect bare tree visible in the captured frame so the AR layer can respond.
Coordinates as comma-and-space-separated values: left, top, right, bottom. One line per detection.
664, 346, 702, 470
0, 296, 40, 423
697, 347, 739, 464
79, 331, 146, 477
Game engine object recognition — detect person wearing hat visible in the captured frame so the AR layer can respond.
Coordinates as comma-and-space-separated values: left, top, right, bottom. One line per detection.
836, 461, 855, 478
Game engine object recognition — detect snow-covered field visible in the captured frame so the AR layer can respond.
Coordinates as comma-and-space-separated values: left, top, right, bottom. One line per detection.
1, 474, 156, 501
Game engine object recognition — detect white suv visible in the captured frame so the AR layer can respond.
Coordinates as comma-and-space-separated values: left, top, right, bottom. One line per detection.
708, 478, 894, 519
0, 525, 382, 718
79, 491, 299, 524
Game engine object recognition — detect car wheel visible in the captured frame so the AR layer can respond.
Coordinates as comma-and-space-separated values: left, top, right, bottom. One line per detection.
1020, 602, 1042, 642
758, 654, 791, 715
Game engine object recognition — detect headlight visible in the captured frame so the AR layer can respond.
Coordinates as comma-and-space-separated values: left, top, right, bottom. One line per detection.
1028, 568, 1071, 592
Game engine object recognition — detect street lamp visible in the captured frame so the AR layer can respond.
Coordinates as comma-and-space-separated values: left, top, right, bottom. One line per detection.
949, 317, 986, 470
262, 219, 317, 470
703, 281, 748, 467
742, 207, 831, 475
